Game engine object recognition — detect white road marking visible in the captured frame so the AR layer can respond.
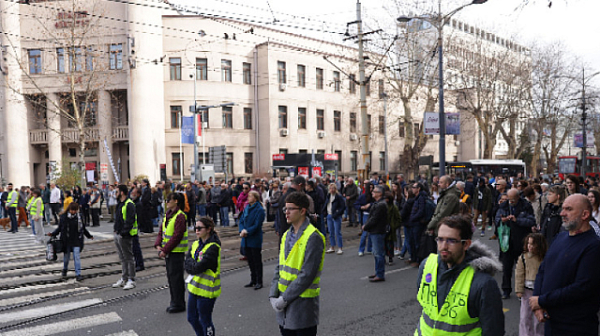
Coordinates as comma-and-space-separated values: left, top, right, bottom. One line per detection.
0, 298, 102, 323
104, 330, 139, 336
0, 287, 89, 307
360, 266, 414, 280
0, 312, 122, 336
0, 280, 76, 297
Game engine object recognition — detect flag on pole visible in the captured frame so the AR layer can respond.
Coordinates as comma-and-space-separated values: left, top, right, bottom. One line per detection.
181, 116, 194, 144
103, 139, 120, 183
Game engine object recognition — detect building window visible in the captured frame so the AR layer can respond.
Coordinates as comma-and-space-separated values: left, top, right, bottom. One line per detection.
316, 68, 324, 90
279, 148, 288, 154
221, 59, 232, 82
170, 106, 182, 128
350, 112, 356, 133
366, 80, 371, 96
196, 58, 207, 80
86, 46, 94, 71
299, 149, 308, 154
109, 44, 123, 70
69, 47, 84, 72
367, 115, 372, 132
350, 151, 357, 171
316, 109, 324, 131
414, 123, 420, 137
379, 116, 385, 134
243, 62, 252, 84
349, 74, 356, 94
379, 152, 385, 171
298, 107, 306, 129
172, 153, 183, 176
317, 150, 325, 156
378, 79, 384, 97
399, 121, 405, 137
279, 106, 288, 128
333, 71, 341, 92
335, 150, 342, 170
69, 148, 77, 157
277, 61, 286, 84
226, 152, 234, 175
170, 57, 181, 80
80, 101, 98, 127
297, 64, 306, 87
57, 48, 65, 73
334, 110, 341, 132
222, 106, 233, 128
244, 153, 253, 174
243, 108, 252, 129
28, 49, 42, 74
201, 109, 209, 129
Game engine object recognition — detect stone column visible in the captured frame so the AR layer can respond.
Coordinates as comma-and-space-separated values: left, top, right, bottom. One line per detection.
46, 93, 62, 179
0, 3, 31, 186
127, 5, 165, 182
97, 90, 113, 185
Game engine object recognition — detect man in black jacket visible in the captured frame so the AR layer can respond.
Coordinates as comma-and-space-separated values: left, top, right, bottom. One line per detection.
219, 183, 231, 227
129, 187, 146, 272
112, 184, 137, 290
344, 178, 359, 227
363, 185, 388, 282
139, 179, 153, 233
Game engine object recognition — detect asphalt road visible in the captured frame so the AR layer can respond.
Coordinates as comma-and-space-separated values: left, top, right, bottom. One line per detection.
0, 221, 522, 336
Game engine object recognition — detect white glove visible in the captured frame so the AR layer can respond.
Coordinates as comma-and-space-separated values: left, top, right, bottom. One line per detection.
274, 296, 287, 311
270, 297, 283, 312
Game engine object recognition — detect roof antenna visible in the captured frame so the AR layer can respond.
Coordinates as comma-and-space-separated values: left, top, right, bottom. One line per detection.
266, 1, 279, 24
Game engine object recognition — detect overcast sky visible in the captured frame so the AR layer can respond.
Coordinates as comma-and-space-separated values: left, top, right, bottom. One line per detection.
175, 0, 599, 84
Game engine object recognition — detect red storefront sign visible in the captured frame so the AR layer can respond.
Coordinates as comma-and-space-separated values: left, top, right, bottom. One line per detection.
272, 154, 285, 161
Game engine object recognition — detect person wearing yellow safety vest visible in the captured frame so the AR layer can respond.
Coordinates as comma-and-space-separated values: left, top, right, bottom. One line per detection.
155, 192, 188, 313
5, 183, 19, 233
112, 185, 138, 290
27, 189, 45, 243
185, 216, 221, 336
269, 192, 325, 336
415, 215, 504, 336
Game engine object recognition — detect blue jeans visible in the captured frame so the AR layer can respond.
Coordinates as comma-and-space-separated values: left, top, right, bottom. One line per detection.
400, 226, 411, 256
326, 215, 343, 248
187, 293, 216, 336
8, 207, 17, 232
31, 216, 36, 235
220, 206, 229, 226
64, 246, 82, 276
407, 226, 423, 262
370, 233, 386, 278
197, 204, 206, 217
359, 230, 372, 253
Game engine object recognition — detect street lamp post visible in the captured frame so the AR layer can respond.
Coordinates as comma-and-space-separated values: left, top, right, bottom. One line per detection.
397, 0, 488, 177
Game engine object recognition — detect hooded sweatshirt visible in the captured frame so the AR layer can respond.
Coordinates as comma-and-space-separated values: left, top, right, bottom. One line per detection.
417, 240, 505, 336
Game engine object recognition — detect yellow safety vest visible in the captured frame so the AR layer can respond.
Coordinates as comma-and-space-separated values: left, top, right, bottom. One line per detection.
161, 209, 188, 253
278, 224, 325, 298
7, 190, 18, 208
187, 240, 221, 299
121, 198, 138, 236
30, 197, 44, 216
415, 255, 481, 336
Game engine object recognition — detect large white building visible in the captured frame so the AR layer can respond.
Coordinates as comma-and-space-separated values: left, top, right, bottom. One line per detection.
1, 0, 449, 186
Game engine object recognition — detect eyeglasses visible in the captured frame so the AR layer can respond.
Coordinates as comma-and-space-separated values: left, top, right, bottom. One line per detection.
434, 237, 467, 245
195, 226, 206, 231
243, 187, 249, 190
283, 207, 300, 213
411, 186, 418, 189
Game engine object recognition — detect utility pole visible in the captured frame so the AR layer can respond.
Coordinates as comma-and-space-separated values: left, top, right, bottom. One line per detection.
382, 92, 389, 182
581, 68, 588, 177
356, 0, 369, 182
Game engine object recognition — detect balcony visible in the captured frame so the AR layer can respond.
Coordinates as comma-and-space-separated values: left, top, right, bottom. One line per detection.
30, 126, 129, 145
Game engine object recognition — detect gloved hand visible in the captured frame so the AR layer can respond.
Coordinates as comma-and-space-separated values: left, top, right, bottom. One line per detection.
270, 296, 287, 312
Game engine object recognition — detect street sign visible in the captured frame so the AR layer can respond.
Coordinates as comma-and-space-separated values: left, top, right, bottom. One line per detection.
209, 146, 226, 173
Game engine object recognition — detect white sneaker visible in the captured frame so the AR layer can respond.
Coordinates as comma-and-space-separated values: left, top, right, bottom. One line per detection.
336, 249, 343, 255
358, 252, 364, 257
394, 250, 400, 256
123, 280, 136, 290
112, 279, 125, 288
326, 248, 335, 254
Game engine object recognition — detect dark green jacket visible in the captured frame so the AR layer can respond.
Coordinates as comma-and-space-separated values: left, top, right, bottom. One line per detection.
473, 185, 493, 212
385, 203, 402, 242
427, 183, 461, 231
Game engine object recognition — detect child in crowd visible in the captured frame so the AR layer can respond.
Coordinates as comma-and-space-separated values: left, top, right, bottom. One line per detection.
515, 233, 547, 336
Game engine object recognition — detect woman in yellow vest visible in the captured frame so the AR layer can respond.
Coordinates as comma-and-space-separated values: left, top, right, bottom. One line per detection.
185, 217, 221, 336
27, 189, 45, 243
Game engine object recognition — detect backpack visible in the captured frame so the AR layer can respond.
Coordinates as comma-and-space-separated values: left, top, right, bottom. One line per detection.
422, 198, 436, 225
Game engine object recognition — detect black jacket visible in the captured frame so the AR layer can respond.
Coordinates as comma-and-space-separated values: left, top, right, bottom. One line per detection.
495, 198, 535, 253
321, 192, 346, 219
185, 232, 221, 275
364, 198, 388, 234
408, 191, 427, 227
51, 213, 93, 251
113, 197, 137, 238
540, 203, 563, 247
219, 188, 231, 207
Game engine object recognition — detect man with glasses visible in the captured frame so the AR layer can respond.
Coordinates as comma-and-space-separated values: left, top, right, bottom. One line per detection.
270, 192, 325, 336
415, 215, 504, 336
363, 185, 389, 282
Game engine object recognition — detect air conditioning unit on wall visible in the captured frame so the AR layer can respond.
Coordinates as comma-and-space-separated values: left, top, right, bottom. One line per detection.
349, 133, 358, 141
317, 131, 326, 138
279, 83, 287, 91
280, 129, 289, 136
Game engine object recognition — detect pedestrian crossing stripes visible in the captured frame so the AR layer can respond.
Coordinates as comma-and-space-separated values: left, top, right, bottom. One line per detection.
0, 298, 103, 323
105, 330, 139, 336
0, 312, 122, 336
0, 287, 89, 307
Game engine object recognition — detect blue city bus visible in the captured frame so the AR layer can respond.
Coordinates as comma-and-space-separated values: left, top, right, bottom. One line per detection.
434, 159, 526, 180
